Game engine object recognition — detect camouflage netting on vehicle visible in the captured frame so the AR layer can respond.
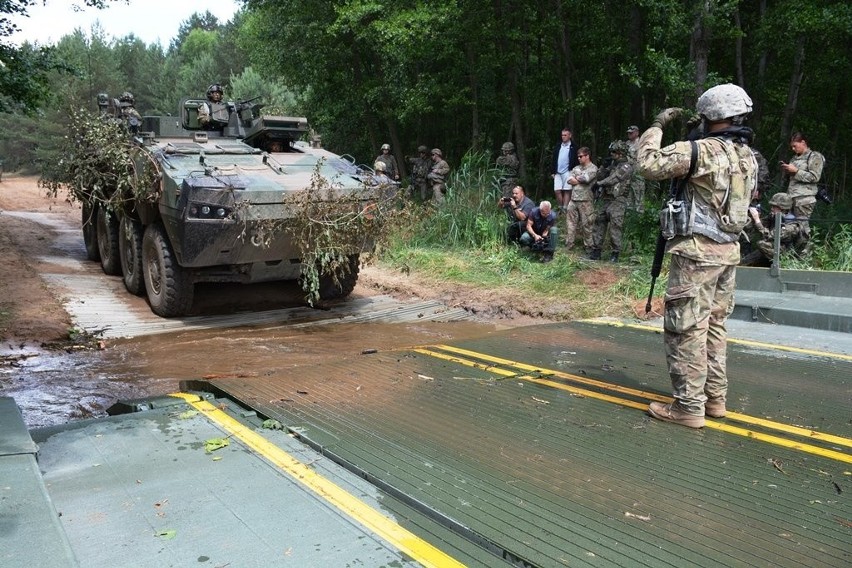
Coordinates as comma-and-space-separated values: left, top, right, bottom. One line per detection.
40, 108, 160, 211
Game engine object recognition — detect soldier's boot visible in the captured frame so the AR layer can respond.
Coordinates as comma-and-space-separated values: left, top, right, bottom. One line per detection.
705, 398, 727, 418
587, 249, 601, 261
609, 252, 619, 263
648, 401, 705, 429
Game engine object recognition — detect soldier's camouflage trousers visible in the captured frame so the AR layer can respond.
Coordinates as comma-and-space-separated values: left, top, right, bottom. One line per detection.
565, 200, 595, 251
592, 198, 626, 252
663, 255, 736, 415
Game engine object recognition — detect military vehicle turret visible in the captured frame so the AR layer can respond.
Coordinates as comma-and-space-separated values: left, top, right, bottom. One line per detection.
81, 92, 378, 317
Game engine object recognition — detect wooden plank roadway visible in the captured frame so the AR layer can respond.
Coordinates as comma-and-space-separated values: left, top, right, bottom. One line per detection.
191, 320, 852, 568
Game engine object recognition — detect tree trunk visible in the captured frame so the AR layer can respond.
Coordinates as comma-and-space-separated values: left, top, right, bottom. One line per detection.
752, 0, 769, 126
508, 65, 526, 181
779, 35, 806, 143
734, 8, 745, 88
554, 0, 574, 129
690, 0, 712, 102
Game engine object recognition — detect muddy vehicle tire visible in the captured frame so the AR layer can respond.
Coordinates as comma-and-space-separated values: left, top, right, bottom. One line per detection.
119, 216, 145, 296
81, 202, 100, 261
318, 255, 360, 300
142, 223, 194, 317
96, 205, 121, 275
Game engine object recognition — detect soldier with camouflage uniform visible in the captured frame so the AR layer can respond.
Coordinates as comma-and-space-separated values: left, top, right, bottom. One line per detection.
375, 143, 400, 182
119, 91, 142, 133
589, 141, 633, 262
625, 125, 645, 212
740, 192, 808, 266
637, 84, 757, 429
406, 145, 431, 201
495, 142, 520, 198
781, 132, 824, 225
564, 147, 597, 253
427, 148, 450, 204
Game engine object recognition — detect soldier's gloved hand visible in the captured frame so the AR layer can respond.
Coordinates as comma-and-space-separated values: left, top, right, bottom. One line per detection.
685, 113, 701, 131
651, 108, 683, 130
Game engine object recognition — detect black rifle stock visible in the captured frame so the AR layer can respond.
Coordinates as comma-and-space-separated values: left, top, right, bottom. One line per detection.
645, 229, 667, 313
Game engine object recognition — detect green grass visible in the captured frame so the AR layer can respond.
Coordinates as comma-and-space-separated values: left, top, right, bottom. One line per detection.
377, 150, 665, 320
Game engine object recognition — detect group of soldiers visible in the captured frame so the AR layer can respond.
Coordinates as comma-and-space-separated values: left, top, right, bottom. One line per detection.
372, 144, 450, 204
493, 130, 646, 263
493, 122, 822, 266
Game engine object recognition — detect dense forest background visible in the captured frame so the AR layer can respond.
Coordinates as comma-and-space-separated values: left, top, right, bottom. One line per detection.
1, 0, 850, 221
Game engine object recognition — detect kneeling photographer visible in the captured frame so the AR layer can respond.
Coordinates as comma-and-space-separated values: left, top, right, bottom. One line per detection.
519, 200, 558, 263
499, 185, 536, 243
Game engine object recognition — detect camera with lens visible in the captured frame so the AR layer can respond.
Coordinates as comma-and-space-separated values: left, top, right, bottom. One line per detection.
530, 237, 550, 252
500, 197, 512, 204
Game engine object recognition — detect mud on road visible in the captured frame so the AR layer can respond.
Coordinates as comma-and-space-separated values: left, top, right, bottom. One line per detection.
0, 176, 530, 428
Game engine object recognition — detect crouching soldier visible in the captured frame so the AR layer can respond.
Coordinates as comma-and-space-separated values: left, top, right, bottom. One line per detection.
740, 192, 809, 266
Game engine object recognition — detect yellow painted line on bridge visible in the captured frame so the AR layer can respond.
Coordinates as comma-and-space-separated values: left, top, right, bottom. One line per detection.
170, 393, 468, 568
414, 346, 852, 464
578, 318, 852, 362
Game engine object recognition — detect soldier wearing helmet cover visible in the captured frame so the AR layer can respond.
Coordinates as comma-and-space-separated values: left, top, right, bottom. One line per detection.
406, 145, 431, 201
637, 83, 758, 429
740, 192, 808, 266
495, 141, 520, 198
589, 140, 634, 262
118, 91, 142, 132
375, 143, 400, 182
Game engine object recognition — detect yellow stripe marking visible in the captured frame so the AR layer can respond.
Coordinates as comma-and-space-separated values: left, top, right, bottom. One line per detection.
170, 393, 466, 568
413, 347, 852, 464
578, 318, 852, 362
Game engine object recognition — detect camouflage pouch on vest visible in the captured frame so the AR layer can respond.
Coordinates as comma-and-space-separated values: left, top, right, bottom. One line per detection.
715, 140, 755, 234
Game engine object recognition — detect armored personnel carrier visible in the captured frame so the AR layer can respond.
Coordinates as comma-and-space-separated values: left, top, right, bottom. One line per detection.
81, 93, 378, 317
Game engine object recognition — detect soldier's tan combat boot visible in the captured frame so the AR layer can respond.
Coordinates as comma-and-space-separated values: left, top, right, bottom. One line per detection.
704, 398, 727, 418
648, 401, 705, 429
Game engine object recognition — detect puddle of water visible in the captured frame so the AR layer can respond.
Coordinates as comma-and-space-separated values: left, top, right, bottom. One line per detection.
3, 320, 500, 429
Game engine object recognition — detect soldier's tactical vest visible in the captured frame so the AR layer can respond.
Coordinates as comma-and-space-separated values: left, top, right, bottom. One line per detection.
691, 137, 756, 244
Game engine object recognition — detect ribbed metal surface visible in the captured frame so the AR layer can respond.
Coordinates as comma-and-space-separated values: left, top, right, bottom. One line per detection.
199, 321, 852, 568
41, 273, 472, 338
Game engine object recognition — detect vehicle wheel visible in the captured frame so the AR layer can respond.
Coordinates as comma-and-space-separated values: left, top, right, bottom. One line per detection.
119, 216, 145, 296
142, 223, 193, 317
81, 202, 100, 261
318, 255, 360, 300
96, 205, 121, 275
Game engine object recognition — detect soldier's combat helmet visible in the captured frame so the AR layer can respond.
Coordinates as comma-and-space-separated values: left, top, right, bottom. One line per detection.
768, 192, 792, 211
417, 145, 428, 153
381, 143, 391, 151
431, 148, 443, 157
501, 142, 515, 152
696, 83, 752, 122
206, 84, 224, 100
373, 161, 387, 172
119, 91, 134, 104
608, 140, 629, 155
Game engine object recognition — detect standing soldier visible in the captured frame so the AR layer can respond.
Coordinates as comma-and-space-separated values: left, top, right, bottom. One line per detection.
375, 143, 400, 182
406, 145, 431, 201
118, 91, 142, 133
564, 147, 598, 254
781, 132, 824, 225
625, 125, 645, 212
589, 141, 633, 262
637, 84, 757, 429
427, 148, 450, 204
495, 142, 520, 198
